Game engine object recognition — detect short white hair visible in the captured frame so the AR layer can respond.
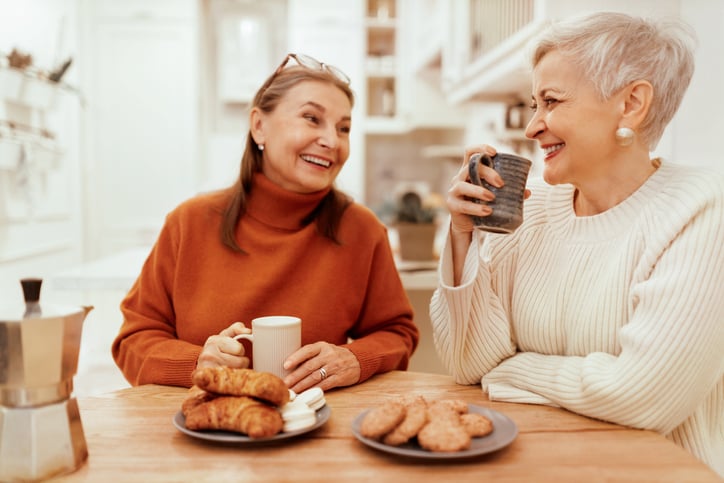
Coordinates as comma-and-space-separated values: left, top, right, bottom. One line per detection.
531, 12, 696, 150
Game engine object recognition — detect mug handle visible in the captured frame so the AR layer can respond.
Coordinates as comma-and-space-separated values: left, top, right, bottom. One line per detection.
468, 153, 494, 187
234, 333, 253, 342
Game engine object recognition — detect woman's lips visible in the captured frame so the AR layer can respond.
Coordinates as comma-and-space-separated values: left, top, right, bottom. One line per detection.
300, 154, 331, 168
543, 143, 564, 160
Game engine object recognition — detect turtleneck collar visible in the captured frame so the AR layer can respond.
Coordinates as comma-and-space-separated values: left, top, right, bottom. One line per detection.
245, 172, 331, 230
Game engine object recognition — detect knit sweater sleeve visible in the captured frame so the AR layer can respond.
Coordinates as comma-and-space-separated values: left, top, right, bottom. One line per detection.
429, 225, 517, 385
340, 212, 419, 382
112, 206, 202, 387
481, 180, 724, 434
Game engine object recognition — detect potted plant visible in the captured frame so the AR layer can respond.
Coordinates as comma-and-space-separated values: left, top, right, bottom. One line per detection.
392, 191, 441, 261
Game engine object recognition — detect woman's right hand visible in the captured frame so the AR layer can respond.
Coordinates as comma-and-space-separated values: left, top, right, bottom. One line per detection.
445, 145, 505, 285
196, 321, 251, 370
446, 145, 503, 235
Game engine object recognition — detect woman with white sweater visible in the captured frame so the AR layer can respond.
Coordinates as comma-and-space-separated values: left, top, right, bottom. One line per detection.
430, 12, 723, 475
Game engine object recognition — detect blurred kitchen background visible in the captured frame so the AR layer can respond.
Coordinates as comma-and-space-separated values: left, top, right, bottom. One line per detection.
1, 0, 722, 395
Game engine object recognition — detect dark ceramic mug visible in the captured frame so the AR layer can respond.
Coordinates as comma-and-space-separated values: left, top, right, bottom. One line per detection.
468, 152, 532, 234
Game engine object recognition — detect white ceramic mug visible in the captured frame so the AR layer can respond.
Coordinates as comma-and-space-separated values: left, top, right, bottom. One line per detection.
234, 316, 302, 379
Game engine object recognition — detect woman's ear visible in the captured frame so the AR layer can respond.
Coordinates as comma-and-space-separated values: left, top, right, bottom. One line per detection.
622, 80, 653, 129
249, 107, 265, 146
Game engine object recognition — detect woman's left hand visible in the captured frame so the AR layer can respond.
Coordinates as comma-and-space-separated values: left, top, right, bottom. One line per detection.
282, 342, 360, 393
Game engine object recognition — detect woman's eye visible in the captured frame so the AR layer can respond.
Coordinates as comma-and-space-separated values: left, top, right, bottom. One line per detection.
339, 125, 351, 134
530, 98, 558, 111
304, 114, 319, 124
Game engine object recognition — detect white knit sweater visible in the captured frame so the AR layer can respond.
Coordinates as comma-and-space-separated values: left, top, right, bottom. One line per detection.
430, 161, 724, 475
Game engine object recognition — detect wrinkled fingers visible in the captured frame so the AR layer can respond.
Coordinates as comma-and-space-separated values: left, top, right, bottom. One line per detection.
197, 334, 247, 368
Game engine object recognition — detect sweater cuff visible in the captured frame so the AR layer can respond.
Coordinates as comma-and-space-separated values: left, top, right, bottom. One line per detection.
483, 381, 559, 407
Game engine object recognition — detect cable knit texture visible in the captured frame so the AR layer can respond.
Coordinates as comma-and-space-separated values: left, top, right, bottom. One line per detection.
430, 162, 724, 475
113, 173, 418, 388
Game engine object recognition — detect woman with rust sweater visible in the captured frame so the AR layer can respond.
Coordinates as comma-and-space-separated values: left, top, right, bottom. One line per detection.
112, 54, 418, 394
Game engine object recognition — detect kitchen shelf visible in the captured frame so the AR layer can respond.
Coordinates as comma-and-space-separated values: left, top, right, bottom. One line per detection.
445, 22, 543, 104
1, 65, 80, 110
365, 56, 396, 77
364, 116, 408, 134
495, 128, 529, 142
366, 0, 396, 22
365, 17, 397, 31
420, 144, 462, 160
364, 0, 400, 125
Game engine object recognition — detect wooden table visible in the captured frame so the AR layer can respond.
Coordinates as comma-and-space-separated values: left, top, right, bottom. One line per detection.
56, 371, 719, 482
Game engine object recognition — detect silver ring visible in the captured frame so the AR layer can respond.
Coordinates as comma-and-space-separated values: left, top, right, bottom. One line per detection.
319, 367, 327, 380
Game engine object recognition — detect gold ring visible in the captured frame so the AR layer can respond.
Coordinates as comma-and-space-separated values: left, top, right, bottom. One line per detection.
319, 367, 327, 380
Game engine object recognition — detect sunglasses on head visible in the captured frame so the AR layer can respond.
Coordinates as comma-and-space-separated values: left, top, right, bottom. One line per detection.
263, 53, 351, 91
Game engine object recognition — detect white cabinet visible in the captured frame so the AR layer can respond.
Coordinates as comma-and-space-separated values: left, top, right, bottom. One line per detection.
360, 0, 467, 210
362, 0, 467, 133
397, 0, 467, 130
364, 0, 399, 130
93, 0, 196, 20
441, 0, 682, 104
287, 0, 366, 202
86, 0, 199, 258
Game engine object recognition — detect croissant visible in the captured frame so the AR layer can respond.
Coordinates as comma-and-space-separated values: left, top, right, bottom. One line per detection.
181, 385, 216, 417
191, 367, 289, 407
184, 396, 284, 438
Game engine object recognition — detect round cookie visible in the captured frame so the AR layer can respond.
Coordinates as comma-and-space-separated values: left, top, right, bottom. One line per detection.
460, 413, 493, 437
426, 401, 461, 423
296, 387, 326, 411
280, 399, 316, 432
434, 399, 468, 414
382, 396, 428, 446
359, 400, 406, 440
417, 420, 471, 452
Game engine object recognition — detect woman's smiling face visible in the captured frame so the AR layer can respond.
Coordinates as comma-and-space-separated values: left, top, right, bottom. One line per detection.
253, 80, 352, 194
525, 50, 623, 186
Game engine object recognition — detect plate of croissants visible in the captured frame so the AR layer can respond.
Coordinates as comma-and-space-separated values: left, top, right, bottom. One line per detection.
173, 367, 330, 443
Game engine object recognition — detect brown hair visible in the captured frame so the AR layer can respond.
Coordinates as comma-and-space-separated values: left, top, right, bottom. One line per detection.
220, 65, 355, 252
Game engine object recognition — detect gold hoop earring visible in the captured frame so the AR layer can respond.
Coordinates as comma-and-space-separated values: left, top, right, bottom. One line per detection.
615, 127, 634, 147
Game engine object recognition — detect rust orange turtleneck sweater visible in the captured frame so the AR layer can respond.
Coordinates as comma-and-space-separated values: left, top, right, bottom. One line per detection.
112, 173, 419, 387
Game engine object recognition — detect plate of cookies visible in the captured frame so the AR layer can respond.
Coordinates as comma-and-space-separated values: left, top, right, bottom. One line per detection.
173, 367, 330, 444
351, 395, 518, 459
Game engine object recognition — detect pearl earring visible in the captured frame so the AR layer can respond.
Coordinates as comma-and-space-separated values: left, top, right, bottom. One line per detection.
615, 127, 634, 147
258, 143, 265, 151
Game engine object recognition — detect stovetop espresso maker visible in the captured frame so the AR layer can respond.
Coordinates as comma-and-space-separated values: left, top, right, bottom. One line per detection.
0, 278, 93, 481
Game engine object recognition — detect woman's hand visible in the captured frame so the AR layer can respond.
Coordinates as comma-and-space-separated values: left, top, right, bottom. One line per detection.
446, 145, 503, 235
282, 342, 360, 393
446, 145, 531, 285
446, 145, 502, 284
196, 321, 251, 370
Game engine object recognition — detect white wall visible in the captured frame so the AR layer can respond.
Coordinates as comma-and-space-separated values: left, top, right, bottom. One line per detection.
673, 0, 724, 171
287, 0, 366, 202
0, 0, 84, 303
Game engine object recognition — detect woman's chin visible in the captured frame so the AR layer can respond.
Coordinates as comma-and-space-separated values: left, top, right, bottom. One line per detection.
542, 168, 560, 185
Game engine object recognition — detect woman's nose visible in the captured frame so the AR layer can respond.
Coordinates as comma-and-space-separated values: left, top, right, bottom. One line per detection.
317, 127, 338, 149
525, 111, 544, 139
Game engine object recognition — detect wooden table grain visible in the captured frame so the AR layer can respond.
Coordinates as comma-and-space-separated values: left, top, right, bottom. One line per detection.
55, 371, 720, 482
